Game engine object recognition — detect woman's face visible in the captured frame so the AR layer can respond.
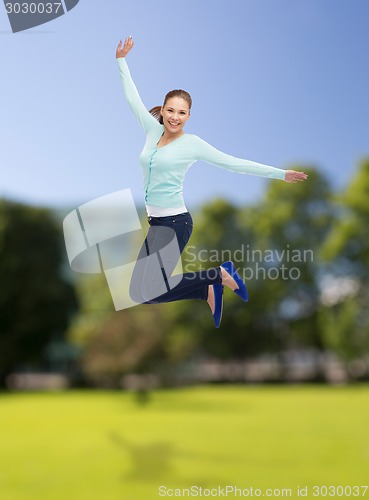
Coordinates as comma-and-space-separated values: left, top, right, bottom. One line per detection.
161, 97, 190, 134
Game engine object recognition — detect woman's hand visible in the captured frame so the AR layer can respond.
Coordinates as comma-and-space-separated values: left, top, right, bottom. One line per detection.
116, 36, 134, 59
284, 170, 308, 183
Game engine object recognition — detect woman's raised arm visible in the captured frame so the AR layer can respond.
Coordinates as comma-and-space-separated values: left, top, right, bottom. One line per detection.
116, 37, 161, 134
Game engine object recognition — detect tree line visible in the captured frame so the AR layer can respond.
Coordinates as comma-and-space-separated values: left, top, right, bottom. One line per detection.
1, 159, 369, 388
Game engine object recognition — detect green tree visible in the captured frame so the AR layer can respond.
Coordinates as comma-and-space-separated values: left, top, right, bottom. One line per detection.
82, 307, 166, 388
248, 167, 334, 352
0, 199, 78, 386
319, 158, 369, 372
321, 158, 369, 276
68, 271, 199, 388
169, 168, 334, 363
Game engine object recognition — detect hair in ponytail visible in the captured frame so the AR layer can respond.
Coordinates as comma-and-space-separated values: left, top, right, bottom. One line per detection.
149, 106, 164, 124
149, 89, 192, 124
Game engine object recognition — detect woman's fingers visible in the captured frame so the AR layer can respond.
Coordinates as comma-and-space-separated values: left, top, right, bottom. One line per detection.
285, 170, 309, 183
297, 172, 308, 181
116, 36, 134, 58
122, 36, 134, 50
295, 173, 307, 181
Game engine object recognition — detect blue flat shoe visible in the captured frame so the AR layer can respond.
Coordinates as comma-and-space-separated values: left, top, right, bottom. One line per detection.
220, 261, 248, 302
212, 283, 224, 328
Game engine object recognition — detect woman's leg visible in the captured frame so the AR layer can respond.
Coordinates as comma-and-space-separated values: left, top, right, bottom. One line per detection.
129, 212, 222, 304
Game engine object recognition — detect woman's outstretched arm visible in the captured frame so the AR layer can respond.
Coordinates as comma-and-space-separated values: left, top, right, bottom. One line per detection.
193, 136, 308, 183
116, 36, 161, 134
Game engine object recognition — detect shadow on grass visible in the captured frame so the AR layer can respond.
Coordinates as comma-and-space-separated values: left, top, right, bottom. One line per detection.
108, 431, 232, 487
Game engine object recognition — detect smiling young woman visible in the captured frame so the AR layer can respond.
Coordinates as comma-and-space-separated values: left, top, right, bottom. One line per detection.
116, 36, 308, 328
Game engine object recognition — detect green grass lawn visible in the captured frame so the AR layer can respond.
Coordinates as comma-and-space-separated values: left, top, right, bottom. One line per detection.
1, 385, 369, 500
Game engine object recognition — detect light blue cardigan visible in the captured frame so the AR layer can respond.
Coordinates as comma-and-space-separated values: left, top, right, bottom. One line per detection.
117, 57, 286, 212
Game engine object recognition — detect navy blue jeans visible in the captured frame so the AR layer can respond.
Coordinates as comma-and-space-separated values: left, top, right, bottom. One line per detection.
129, 211, 222, 304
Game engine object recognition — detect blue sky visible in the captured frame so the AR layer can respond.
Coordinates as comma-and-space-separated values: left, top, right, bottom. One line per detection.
1, 0, 368, 211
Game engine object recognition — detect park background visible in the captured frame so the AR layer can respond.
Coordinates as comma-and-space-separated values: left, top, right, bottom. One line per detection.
1, 1, 369, 499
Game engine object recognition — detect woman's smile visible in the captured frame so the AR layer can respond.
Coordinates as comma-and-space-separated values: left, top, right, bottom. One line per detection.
161, 96, 191, 135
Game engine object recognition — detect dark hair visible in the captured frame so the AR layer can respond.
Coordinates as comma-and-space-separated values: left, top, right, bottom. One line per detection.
149, 89, 192, 124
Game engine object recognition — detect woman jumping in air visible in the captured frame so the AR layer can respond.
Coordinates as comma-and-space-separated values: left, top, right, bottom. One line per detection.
116, 36, 308, 328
